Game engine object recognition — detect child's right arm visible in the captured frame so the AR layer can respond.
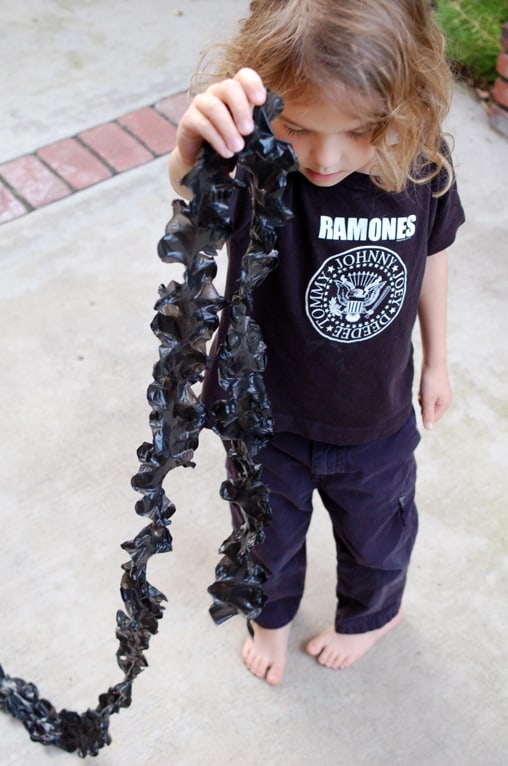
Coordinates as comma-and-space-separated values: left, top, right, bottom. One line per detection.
169, 68, 266, 198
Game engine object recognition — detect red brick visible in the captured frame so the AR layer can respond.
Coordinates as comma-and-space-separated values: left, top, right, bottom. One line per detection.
156, 92, 189, 125
496, 52, 508, 80
502, 22, 508, 51
78, 122, 153, 172
38, 138, 112, 191
118, 107, 177, 156
489, 102, 508, 137
493, 77, 508, 109
0, 155, 70, 208
0, 181, 28, 224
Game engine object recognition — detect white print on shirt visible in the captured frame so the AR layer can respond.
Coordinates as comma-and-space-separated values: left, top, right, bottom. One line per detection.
318, 214, 416, 242
305, 246, 407, 343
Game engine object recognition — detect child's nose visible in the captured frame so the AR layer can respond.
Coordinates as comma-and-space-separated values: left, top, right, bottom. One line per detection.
310, 135, 344, 171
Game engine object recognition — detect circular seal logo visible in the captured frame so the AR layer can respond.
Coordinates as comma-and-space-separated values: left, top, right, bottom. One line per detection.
305, 246, 407, 343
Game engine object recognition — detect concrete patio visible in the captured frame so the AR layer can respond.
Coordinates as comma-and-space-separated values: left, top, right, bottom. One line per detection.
0, 2, 507, 764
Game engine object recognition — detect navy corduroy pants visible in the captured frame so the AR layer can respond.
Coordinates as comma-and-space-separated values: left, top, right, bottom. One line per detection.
227, 410, 420, 634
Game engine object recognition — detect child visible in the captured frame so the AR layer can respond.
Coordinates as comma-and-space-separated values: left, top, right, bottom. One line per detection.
169, 0, 465, 685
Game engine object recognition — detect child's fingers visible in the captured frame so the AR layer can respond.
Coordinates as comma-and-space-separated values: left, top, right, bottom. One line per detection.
419, 366, 452, 431
419, 393, 450, 430
206, 73, 266, 143
175, 104, 236, 166
421, 404, 435, 431
176, 69, 266, 166
177, 102, 237, 165
198, 83, 252, 150
233, 67, 267, 109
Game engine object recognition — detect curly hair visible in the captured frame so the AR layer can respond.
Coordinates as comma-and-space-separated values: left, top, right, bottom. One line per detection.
195, 0, 454, 195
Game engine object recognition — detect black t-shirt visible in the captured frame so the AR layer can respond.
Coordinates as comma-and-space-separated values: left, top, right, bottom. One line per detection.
202, 167, 465, 445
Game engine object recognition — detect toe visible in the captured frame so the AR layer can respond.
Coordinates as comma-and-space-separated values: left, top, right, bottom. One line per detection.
250, 655, 268, 678
305, 637, 323, 657
317, 646, 334, 667
241, 638, 254, 664
266, 664, 284, 686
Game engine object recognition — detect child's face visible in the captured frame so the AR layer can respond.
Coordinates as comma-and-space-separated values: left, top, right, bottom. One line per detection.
272, 87, 377, 187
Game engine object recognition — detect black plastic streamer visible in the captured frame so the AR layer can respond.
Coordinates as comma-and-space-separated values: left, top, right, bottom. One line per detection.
0, 90, 297, 757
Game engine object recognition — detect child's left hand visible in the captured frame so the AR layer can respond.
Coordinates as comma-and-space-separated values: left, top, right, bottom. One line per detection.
418, 363, 452, 430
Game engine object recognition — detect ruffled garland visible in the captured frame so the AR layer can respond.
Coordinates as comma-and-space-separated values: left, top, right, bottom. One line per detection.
0, 90, 297, 757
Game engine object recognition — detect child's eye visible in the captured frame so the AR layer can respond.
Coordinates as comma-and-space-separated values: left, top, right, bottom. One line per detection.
285, 126, 306, 137
348, 129, 372, 139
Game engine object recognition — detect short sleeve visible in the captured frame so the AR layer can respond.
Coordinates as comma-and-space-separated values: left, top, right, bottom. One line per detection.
427, 159, 466, 255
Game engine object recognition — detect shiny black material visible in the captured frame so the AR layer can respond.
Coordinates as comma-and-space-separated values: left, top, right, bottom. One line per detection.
0, 90, 297, 756
207, 95, 297, 623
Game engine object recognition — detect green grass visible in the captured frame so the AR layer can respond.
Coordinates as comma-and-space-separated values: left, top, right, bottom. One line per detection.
435, 0, 507, 83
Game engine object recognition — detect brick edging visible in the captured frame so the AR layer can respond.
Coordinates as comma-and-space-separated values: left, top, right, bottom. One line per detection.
489, 22, 508, 137
0, 92, 188, 226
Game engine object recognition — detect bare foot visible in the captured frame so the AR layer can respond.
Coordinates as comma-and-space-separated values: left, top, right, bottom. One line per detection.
241, 621, 292, 685
305, 612, 402, 670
